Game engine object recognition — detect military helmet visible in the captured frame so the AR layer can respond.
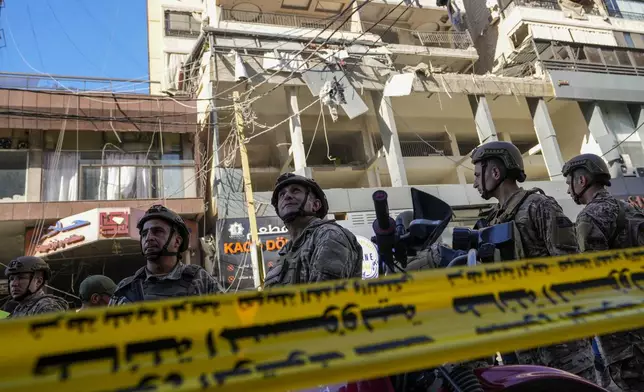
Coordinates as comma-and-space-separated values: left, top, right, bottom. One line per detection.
471, 141, 527, 182
271, 173, 329, 218
562, 153, 611, 185
4, 256, 51, 280
137, 205, 190, 252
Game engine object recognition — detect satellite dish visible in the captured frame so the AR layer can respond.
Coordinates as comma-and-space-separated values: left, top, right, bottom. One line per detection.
230, 2, 262, 22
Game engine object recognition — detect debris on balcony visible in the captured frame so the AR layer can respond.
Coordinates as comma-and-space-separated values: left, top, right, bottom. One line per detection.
227, 50, 249, 81
402, 62, 431, 77
301, 62, 368, 120
262, 51, 305, 73
383, 73, 416, 97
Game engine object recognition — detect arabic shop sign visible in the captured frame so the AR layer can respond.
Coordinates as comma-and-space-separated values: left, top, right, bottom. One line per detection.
99, 212, 130, 238
36, 219, 91, 255
218, 217, 288, 290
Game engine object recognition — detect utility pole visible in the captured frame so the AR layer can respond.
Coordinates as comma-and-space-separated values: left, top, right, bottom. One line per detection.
233, 91, 265, 289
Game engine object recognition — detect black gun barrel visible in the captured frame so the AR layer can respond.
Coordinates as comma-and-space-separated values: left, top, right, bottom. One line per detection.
372, 190, 390, 231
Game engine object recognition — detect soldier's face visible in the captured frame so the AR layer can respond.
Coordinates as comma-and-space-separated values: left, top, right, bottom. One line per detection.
141, 219, 181, 258
278, 184, 321, 217
473, 162, 501, 199
9, 273, 42, 298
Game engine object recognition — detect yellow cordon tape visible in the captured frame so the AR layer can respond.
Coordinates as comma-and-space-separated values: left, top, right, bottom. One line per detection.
2, 248, 644, 392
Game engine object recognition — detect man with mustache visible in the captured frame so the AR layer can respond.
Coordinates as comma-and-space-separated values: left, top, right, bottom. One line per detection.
110, 205, 223, 305
264, 173, 362, 287
470, 141, 594, 382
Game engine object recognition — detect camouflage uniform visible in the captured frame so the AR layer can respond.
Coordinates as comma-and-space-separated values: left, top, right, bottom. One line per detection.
9, 289, 68, 319
110, 263, 223, 305
264, 173, 362, 287
472, 142, 594, 382
264, 218, 363, 287
563, 154, 644, 392
4, 256, 68, 319
110, 204, 224, 305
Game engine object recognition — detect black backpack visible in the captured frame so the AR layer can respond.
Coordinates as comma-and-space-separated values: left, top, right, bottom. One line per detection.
612, 201, 644, 248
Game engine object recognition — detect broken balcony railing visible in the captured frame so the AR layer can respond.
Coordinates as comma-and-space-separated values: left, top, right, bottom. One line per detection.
361, 21, 473, 49
220, 8, 353, 32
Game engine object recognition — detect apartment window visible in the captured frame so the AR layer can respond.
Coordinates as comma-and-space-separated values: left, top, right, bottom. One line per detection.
0, 151, 27, 201
165, 11, 200, 38
624, 32, 636, 48
43, 149, 194, 202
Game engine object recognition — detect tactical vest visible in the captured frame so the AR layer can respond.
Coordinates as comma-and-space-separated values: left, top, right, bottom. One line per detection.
487, 189, 547, 261
264, 222, 359, 288
613, 201, 644, 248
9, 294, 65, 319
114, 264, 200, 303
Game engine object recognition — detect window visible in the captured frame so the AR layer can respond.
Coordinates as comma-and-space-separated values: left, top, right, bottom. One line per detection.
165, 11, 200, 38
0, 151, 27, 201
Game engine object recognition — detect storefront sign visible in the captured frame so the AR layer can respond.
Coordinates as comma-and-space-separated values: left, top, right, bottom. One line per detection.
36, 234, 86, 254
99, 212, 130, 238
218, 217, 286, 290
40, 220, 90, 241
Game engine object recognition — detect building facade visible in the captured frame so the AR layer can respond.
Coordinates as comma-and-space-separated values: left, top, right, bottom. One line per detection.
0, 77, 206, 302
145, 0, 644, 289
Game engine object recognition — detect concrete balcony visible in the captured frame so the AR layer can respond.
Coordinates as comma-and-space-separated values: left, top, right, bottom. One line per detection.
220, 8, 353, 32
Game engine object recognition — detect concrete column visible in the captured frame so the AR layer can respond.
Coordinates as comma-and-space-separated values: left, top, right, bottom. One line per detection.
350, 1, 363, 33
627, 104, 644, 157
182, 135, 198, 197
527, 98, 565, 181
579, 102, 624, 178
446, 131, 467, 185
274, 128, 291, 171
285, 87, 307, 172
371, 91, 408, 187
468, 95, 498, 144
499, 132, 512, 142
27, 130, 43, 202
361, 127, 381, 187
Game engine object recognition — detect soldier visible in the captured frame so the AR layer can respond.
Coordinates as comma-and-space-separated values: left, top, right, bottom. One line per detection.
110, 205, 223, 305
471, 141, 594, 382
78, 275, 117, 311
4, 256, 68, 318
563, 153, 644, 391
264, 173, 362, 287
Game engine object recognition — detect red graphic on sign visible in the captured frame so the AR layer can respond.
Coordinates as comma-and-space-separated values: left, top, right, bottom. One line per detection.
227, 265, 235, 272
268, 261, 274, 269
99, 212, 130, 237
227, 276, 235, 283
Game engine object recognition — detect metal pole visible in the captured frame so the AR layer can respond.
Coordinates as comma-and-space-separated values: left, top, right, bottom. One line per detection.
233, 91, 265, 289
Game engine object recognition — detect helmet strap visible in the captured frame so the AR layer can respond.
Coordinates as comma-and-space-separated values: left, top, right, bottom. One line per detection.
570, 171, 593, 204
12, 273, 45, 302
481, 160, 505, 200
278, 188, 320, 223
141, 227, 180, 260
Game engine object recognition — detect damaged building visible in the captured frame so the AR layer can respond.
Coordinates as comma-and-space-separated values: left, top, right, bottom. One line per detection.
491, 0, 644, 179
146, 0, 644, 288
